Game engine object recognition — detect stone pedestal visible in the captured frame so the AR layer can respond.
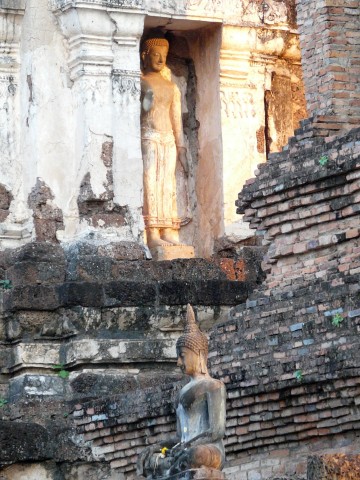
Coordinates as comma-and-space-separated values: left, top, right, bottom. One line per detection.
161, 468, 225, 480
151, 245, 195, 261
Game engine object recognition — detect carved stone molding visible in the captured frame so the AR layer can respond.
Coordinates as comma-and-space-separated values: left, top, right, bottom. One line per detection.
110, 10, 145, 50
144, 0, 292, 26
67, 34, 114, 79
0, 0, 25, 11
52, 2, 145, 79
0, 5, 25, 73
249, 52, 277, 67
220, 89, 257, 120
112, 69, 140, 98
242, 0, 288, 25
220, 51, 251, 87
52, 5, 115, 80
50, 0, 294, 29
50, 0, 144, 12
0, 75, 17, 97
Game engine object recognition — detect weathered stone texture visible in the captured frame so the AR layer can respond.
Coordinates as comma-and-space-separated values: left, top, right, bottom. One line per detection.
266, 73, 294, 154
308, 454, 360, 480
289, 64, 308, 131
77, 159, 128, 229
0, 420, 52, 465
0, 242, 262, 330
0, 185, 12, 223
28, 179, 64, 243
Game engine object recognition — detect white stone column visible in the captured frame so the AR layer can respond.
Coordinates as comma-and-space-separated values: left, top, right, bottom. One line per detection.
219, 25, 295, 242
52, 2, 116, 240
109, 10, 145, 242
0, 1, 28, 248
50, 1, 145, 244
220, 26, 267, 241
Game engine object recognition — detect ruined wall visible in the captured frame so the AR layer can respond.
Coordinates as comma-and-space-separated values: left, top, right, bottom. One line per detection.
4, 128, 356, 480
26, 126, 358, 480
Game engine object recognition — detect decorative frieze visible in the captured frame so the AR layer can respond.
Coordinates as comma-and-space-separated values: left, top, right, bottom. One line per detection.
0, 75, 17, 97
50, 0, 144, 12
220, 89, 257, 120
112, 69, 140, 99
143, 0, 292, 25
242, 0, 288, 25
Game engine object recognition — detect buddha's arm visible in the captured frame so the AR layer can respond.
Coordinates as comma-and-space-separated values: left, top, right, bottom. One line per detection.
169, 84, 186, 149
207, 383, 226, 441
137, 436, 179, 475
170, 85, 188, 174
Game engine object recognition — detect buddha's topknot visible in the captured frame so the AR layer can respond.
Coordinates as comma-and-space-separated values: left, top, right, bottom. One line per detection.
176, 304, 208, 356
141, 36, 169, 54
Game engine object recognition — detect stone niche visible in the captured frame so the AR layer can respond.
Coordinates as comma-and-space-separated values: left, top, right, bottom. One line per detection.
0, 0, 306, 256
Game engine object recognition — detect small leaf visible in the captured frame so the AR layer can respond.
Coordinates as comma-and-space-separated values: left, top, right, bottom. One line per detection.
319, 155, 329, 166
0, 280, 12, 290
52, 364, 64, 370
58, 370, 70, 379
0, 398, 8, 408
294, 370, 303, 382
332, 313, 344, 327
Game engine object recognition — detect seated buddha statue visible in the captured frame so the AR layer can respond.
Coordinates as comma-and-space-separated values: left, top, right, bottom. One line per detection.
137, 304, 226, 479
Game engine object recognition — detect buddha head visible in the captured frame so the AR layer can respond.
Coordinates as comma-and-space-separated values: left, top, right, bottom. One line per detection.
141, 34, 169, 73
176, 304, 209, 376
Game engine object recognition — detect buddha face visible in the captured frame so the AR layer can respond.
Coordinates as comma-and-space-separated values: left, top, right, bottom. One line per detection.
177, 347, 202, 376
142, 45, 168, 73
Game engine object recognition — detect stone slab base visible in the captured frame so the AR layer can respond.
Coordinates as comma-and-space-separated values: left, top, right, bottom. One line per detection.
158, 468, 225, 480
152, 245, 195, 261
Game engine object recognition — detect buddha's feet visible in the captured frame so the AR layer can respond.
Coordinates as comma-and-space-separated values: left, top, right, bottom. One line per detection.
161, 229, 185, 246
168, 444, 223, 476
147, 237, 173, 249
147, 228, 173, 249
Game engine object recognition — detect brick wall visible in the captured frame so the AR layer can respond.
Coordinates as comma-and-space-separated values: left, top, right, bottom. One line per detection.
205, 125, 360, 478
72, 385, 180, 477
296, 0, 360, 133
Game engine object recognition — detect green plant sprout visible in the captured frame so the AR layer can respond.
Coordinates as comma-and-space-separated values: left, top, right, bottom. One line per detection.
332, 313, 344, 327
0, 280, 12, 290
294, 370, 303, 382
0, 398, 8, 408
319, 155, 329, 166
52, 364, 70, 379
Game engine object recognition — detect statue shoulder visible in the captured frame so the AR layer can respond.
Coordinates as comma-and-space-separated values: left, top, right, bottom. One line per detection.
140, 75, 151, 91
180, 377, 224, 398
209, 377, 226, 394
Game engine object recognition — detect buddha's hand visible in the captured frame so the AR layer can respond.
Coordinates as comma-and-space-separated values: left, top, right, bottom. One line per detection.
177, 147, 188, 175
137, 444, 160, 472
142, 89, 154, 112
170, 441, 185, 453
